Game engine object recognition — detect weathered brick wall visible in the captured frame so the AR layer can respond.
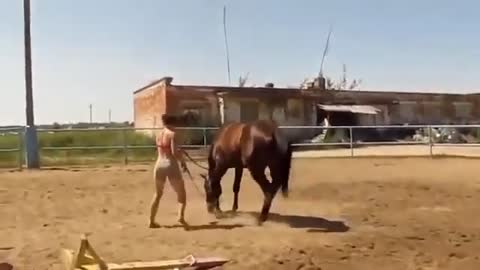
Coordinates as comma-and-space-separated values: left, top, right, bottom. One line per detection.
133, 83, 166, 136
165, 88, 219, 124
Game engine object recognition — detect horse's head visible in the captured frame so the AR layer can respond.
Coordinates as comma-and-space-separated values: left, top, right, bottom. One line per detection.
199, 173, 218, 213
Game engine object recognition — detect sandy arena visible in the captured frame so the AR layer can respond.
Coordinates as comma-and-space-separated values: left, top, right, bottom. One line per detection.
1, 157, 480, 270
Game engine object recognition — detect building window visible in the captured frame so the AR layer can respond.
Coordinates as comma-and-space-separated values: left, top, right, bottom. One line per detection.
287, 98, 303, 119
454, 102, 472, 119
240, 101, 259, 122
272, 106, 286, 123
182, 107, 204, 126
392, 101, 417, 124
422, 101, 442, 124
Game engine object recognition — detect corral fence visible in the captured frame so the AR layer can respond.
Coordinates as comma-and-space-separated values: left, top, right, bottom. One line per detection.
0, 127, 24, 170
1, 124, 480, 169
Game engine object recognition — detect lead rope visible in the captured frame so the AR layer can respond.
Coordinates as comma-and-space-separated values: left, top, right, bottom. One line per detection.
178, 148, 205, 196
180, 148, 209, 171
182, 165, 205, 196
179, 149, 209, 195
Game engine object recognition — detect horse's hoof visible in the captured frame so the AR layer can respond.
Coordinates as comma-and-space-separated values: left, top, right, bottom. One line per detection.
257, 214, 268, 225
148, 222, 161, 229
214, 210, 224, 219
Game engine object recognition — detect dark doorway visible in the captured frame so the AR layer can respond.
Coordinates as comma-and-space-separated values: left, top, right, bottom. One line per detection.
317, 110, 356, 142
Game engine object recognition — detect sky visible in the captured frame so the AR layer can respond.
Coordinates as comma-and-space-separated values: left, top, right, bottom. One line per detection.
1, 0, 480, 125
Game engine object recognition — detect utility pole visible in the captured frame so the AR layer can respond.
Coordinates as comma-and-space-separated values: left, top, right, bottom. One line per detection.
223, 5, 231, 85
108, 109, 111, 123
23, 0, 39, 169
89, 104, 93, 123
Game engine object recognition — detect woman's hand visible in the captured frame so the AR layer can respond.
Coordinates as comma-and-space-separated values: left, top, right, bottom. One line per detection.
180, 160, 188, 173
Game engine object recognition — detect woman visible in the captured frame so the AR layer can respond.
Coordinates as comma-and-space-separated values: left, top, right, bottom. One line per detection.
149, 114, 188, 228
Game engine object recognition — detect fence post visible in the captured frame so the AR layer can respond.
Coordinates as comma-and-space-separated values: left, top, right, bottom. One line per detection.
349, 127, 354, 157
24, 125, 40, 168
122, 129, 128, 165
202, 128, 207, 148
428, 125, 433, 157
17, 129, 23, 170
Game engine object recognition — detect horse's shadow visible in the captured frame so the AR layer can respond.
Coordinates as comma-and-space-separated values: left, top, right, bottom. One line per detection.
220, 211, 350, 233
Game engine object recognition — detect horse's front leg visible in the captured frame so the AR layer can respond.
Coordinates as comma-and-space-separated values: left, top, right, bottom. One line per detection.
215, 198, 221, 212
232, 166, 243, 212
213, 179, 223, 215
206, 165, 227, 215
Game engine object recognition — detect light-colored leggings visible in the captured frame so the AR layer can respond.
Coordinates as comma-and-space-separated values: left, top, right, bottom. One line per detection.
153, 157, 186, 204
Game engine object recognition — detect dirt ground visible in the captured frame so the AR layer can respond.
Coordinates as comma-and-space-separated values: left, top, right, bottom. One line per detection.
294, 145, 480, 158
1, 157, 480, 270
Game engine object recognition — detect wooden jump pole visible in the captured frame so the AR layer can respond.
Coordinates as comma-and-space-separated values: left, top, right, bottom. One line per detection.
60, 234, 229, 270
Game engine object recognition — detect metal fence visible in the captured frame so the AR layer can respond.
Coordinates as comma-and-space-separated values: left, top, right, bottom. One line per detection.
281, 124, 480, 158
0, 127, 24, 170
1, 124, 480, 169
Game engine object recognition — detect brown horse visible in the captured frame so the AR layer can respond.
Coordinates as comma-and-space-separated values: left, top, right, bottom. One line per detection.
201, 120, 293, 224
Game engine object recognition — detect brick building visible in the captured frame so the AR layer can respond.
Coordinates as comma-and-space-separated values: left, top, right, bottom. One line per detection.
133, 76, 480, 142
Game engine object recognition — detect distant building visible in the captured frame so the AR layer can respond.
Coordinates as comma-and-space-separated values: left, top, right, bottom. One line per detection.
133, 76, 480, 142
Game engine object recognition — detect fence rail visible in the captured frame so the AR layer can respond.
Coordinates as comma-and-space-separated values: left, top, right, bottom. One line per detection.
0, 127, 24, 169
1, 124, 480, 169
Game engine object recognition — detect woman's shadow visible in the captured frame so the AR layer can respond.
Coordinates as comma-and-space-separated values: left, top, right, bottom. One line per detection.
160, 221, 245, 231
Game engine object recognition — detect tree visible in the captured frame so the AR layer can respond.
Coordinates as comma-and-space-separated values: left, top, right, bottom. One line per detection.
326, 64, 362, 90
301, 64, 362, 90
238, 72, 250, 87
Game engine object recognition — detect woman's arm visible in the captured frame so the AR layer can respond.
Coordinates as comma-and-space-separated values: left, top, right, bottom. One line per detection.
155, 131, 163, 147
170, 131, 186, 164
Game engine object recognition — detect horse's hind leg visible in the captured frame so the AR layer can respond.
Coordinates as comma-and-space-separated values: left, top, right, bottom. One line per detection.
232, 166, 243, 212
248, 165, 275, 224
268, 163, 285, 198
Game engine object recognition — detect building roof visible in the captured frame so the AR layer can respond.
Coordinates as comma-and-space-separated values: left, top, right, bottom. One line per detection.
133, 77, 173, 94
215, 87, 303, 98
133, 76, 480, 98
317, 104, 381, 115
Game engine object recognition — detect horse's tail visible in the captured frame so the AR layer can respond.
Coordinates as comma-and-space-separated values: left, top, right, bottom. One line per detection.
272, 128, 293, 198
281, 141, 293, 197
